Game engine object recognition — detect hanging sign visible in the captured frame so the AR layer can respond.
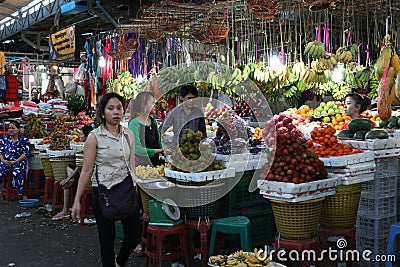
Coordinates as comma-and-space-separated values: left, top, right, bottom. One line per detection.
49, 26, 76, 61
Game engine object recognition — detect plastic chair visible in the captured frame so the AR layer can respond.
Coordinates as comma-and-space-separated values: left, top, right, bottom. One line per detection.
27, 169, 45, 198
208, 216, 252, 256
386, 222, 400, 267
79, 187, 93, 226
43, 177, 55, 206
144, 223, 190, 267
2, 170, 28, 203
51, 180, 64, 215
274, 236, 317, 267
185, 218, 215, 267
318, 226, 357, 267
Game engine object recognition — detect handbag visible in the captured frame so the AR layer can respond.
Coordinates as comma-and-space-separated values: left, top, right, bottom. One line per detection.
95, 132, 140, 220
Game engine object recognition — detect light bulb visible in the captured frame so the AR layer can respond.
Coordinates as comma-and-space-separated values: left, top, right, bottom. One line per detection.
136, 74, 144, 83
29, 75, 35, 83
332, 64, 344, 83
269, 55, 280, 70
41, 73, 47, 80
99, 56, 106, 68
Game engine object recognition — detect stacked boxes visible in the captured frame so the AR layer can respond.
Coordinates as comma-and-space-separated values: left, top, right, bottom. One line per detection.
357, 156, 398, 267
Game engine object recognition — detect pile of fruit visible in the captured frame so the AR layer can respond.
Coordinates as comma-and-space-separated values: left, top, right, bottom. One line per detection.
331, 113, 351, 130
308, 101, 345, 121
48, 116, 71, 150
209, 249, 271, 267
72, 111, 93, 129
260, 114, 327, 183
70, 128, 81, 143
310, 124, 363, 157
337, 118, 389, 140
231, 102, 255, 117
253, 127, 262, 140
379, 115, 400, 129
170, 129, 225, 172
135, 165, 164, 178
24, 113, 47, 139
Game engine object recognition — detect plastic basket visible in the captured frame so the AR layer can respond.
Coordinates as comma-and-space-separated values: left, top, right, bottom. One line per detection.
49, 156, 76, 181
356, 215, 395, 238
270, 198, 324, 239
40, 153, 53, 177
176, 180, 224, 220
320, 183, 362, 228
375, 157, 398, 179
28, 150, 43, 170
361, 175, 397, 199
358, 194, 397, 219
139, 187, 153, 215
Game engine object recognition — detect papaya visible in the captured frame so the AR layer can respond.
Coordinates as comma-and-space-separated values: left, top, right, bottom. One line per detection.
382, 46, 393, 70
391, 81, 400, 105
378, 68, 392, 121
374, 56, 384, 81
365, 129, 389, 139
337, 129, 354, 138
353, 130, 369, 140
390, 53, 400, 76
348, 118, 373, 133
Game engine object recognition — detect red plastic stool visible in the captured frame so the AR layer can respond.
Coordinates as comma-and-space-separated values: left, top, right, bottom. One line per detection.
141, 213, 150, 255
2, 171, 28, 203
317, 226, 357, 267
43, 177, 55, 206
185, 218, 214, 267
144, 223, 190, 267
51, 180, 64, 215
28, 169, 45, 198
79, 187, 94, 226
274, 236, 318, 267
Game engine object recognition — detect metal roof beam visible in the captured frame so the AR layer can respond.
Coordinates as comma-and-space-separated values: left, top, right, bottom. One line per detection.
0, 0, 64, 41
0, 3, 20, 11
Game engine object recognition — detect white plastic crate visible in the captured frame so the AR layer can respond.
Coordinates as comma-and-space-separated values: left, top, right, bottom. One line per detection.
319, 151, 374, 167
373, 148, 400, 158
356, 235, 388, 267
356, 215, 395, 238
361, 175, 397, 199
358, 195, 397, 219
325, 160, 376, 175
29, 138, 44, 145
257, 176, 339, 194
164, 167, 235, 182
227, 158, 268, 172
341, 138, 397, 150
339, 173, 375, 185
375, 157, 398, 179
260, 187, 336, 203
28, 151, 43, 170
46, 149, 75, 157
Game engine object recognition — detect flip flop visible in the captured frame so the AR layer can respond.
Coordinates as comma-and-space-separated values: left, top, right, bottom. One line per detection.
51, 213, 70, 221
133, 246, 143, 256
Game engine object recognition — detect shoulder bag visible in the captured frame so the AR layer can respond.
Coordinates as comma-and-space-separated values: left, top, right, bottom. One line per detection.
95, 132, 140, 221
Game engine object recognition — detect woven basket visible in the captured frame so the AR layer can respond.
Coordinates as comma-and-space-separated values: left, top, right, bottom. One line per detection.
28, 150, 43, 170
271, 198, 324, 239
139, 187, 154, 215
320, 183, 362, 228
207, 25, 230, 44
50, 156, 76, 181
40, 153, 54, 177
303, 0, 333, 12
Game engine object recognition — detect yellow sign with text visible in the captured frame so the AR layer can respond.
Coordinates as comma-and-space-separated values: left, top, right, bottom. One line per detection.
49, 26, 76, 61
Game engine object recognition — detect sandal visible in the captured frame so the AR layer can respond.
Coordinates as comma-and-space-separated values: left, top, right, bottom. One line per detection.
133, 244, 143, 256
51, 212, 70, 221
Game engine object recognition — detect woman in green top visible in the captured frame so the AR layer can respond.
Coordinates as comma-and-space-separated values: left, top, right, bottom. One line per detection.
129, 91, 164, 167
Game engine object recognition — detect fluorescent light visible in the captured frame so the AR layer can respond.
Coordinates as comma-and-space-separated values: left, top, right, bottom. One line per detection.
99, 56, 106, 68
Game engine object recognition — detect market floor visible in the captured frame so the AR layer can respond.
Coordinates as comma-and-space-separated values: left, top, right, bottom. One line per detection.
0, 192, 202, 267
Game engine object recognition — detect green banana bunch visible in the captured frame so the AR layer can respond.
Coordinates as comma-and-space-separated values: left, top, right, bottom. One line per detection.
332, 81, 351, 100
304, 41, 326, 59
368, 77, 379, 99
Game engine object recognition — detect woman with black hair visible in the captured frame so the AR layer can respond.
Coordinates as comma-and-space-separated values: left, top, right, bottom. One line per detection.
342, 93, 372, 129
71, 93, 140, 267
0, 120, 30, 200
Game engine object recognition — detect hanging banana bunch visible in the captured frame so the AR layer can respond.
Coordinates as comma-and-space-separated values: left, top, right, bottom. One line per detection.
292, 61, 307, 78
336, 44, 358, 64
304, 41, 326, 59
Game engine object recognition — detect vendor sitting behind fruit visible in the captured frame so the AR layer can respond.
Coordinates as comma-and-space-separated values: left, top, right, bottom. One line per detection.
161, 85, 207, 149
342, 93, 372, 130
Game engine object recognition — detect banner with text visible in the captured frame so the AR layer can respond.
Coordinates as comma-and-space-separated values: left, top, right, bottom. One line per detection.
49, 26, 76, 61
